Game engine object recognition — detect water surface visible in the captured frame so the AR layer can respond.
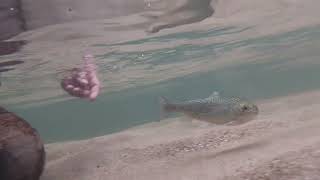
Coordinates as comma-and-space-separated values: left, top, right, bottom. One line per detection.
1, 0, 320, 143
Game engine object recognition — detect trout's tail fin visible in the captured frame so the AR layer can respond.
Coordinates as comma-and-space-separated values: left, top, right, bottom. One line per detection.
159, 96, 177, 121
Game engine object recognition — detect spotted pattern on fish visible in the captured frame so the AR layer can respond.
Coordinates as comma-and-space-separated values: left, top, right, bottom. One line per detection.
160, 92, 259, 125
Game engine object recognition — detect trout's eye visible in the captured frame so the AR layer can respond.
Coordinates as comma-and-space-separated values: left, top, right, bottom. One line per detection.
241, 105, 249, 111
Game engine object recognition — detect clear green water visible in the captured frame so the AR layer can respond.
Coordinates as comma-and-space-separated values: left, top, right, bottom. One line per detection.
7, 25, 320, 143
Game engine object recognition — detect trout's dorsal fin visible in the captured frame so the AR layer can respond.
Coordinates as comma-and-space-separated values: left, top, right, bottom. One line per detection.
209, 91, 220, 98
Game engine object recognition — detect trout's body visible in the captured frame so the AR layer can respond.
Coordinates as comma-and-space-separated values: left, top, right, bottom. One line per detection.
161, 92, 259, 125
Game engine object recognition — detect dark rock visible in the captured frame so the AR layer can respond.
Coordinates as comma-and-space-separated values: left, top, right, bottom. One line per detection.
0, 40, 27, 56
0, 0, 25, 40
21, 0, 145, 29
0, 106, 45, 180
0, 60, 24, 67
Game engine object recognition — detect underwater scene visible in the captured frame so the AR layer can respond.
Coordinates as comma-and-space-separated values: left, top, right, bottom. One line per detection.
1, 0, 320, 179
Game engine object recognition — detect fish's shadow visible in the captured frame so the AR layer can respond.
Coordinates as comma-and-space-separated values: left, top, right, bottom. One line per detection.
186, 139, 268, 164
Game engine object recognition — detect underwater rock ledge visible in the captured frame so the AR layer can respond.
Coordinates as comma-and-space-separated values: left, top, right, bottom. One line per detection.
0, 106, 45, 180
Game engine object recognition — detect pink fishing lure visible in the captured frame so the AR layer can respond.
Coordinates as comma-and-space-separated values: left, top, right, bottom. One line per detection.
61, 54, 100, 101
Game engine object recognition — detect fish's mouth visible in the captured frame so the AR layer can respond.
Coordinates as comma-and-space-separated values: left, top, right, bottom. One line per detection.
252, 105, 259, 114
227, 114, 258, 126
239, 109, 259, 123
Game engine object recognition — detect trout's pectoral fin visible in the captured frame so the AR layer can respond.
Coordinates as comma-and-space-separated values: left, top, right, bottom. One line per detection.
225, 121, 238, 126
141, 13, 160, 20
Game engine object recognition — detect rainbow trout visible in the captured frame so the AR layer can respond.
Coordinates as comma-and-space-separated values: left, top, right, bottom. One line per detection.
160, 92, 259, 125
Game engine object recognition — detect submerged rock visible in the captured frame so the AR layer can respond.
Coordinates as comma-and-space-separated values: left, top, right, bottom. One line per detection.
0, 106, 45, 180
0, 40, 27, 56
145, 0, 214, 33
0, 0, 25, 40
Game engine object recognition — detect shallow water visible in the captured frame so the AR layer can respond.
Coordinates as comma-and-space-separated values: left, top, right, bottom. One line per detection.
1, 0, 320, 143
